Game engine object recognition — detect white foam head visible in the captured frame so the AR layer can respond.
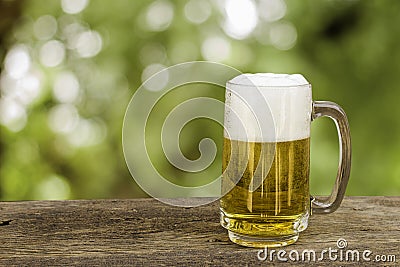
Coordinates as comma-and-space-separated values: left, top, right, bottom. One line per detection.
224, 73, 312, 142
229, 73, 309, 87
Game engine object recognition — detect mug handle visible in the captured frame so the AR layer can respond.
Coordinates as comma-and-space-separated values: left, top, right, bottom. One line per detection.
311, 101, 352, 214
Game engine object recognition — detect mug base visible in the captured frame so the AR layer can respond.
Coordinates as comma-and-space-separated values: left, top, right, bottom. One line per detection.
228, 230, 299, 248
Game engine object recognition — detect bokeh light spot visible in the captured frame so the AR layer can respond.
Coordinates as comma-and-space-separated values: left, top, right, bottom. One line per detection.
184, 0, 211, 24
146, 0, 174, 32
48, 104, 79, 133
259, 0, 287, 22
141, 63, 169, 92
1, 70, 42, 107
17, 72, 42, 106
201, 36, 231, 62
33, 15, 58, 40
61, 0, 89, 14
269, 21, 297, 50
53, 71, 80, 103
40, 40, 65, 67
4, 45, 31, 79
61, 21, 86, 49
0, 98, 27, 132
67, 118, 107, 147
34, 175, 71, 200
223, 0, 258, 39
75, 30, 102, 58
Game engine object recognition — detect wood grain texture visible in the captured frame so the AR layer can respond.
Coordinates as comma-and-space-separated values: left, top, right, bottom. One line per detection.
0, 197, 399, 266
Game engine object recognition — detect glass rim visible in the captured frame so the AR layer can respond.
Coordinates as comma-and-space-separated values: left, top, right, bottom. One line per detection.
226, 80, 311, 88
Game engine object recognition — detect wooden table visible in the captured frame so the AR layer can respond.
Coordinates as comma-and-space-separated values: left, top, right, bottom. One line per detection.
0, 197, 398, 266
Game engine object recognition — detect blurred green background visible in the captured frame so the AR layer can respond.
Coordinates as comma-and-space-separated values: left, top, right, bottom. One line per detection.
0, 0, 399, 200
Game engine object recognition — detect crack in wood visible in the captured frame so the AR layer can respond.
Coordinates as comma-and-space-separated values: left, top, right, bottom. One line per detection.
0, 219, 12, 226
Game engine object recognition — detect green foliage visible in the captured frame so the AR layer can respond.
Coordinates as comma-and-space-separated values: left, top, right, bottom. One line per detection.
0, 0, 399, 200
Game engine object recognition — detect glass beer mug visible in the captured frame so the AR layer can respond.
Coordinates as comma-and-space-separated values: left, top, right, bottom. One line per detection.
220, 73, 351, 248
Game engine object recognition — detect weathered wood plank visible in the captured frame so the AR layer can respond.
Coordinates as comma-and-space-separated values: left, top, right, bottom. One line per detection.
0, 197, 399, 266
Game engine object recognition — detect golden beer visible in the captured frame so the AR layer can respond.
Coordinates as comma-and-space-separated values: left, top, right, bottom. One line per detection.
220, 137, 310, 247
